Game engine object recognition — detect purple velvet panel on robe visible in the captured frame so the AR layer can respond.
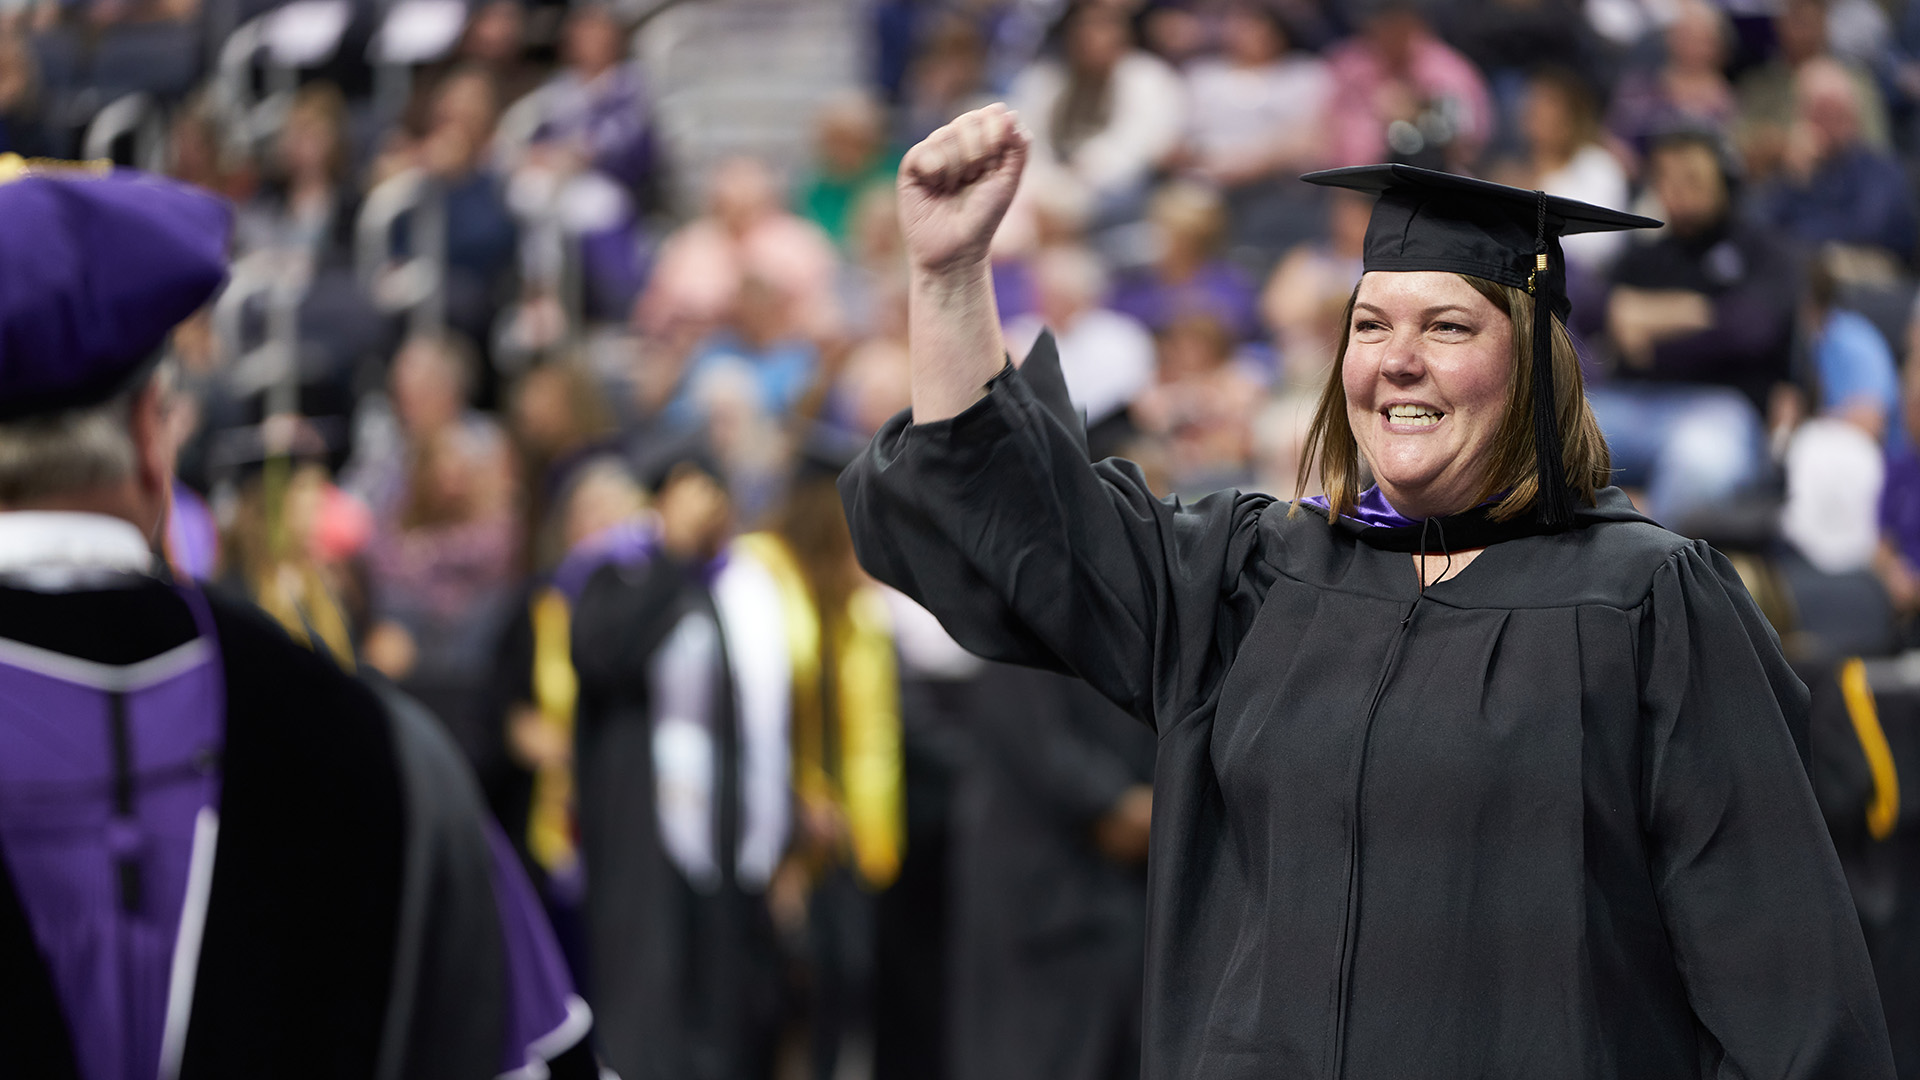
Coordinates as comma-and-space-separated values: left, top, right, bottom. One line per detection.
0, 606, 222, 1080
1301, 485, 1425, 528
486, 821, 587, 1074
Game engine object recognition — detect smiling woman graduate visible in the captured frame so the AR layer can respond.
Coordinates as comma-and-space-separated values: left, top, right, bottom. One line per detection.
839, 105, 1896, 1079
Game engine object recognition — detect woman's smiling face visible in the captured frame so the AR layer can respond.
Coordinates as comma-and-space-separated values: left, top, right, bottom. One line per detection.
1343, 271, 1514, 518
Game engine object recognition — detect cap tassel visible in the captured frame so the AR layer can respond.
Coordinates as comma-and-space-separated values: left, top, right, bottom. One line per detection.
1530, 192, 1575, 530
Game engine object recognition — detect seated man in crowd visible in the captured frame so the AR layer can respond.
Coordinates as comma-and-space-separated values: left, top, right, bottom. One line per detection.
1593, 129, 1799, 527
1754, 57, 1917, 269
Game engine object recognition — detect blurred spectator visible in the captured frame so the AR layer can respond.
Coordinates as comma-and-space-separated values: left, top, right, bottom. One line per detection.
1178, 2, 1330, 258
797, 90, 899, 250
1261, 189, 1370, 388
1180, 3, 1329, 188
1753, 57, 1918, 267
1777, 416, 1894, 657
344, 331, 521, 771
1604, 1, 1738, 168
1594, 129, 1796, 526
1520, 66, 1631, 276
837, 184, 909, 338
1129, 313, 1262, 493
1801, 252, 1901, 443
0, 28, 48, 156
670, 275, 822, 431
1251, 390, 1323, 501
1010, 2, 1185, 224
1822, 0, 1896, 72
165, 94, 254, 201
637, 155, 842, 344
895, 13, 992, 147
344, 332, 486, 513
828, 327, 912, 439
524, 4, 652, 194
510, 357, 620, 570
1444, 0, 1597, 149
1877, 355, 1920, 620
1108, 181, 1259, 341
1322, 0, 1493, 172
360, 414, 520, 756
466, 0, 543, 103
377, 65, 521, 389
404, 0, 544, 136
1005, 244, 1156, 454
223, 454, 360, 665
239, 81, 357, 271
1736, 0, 1890, 180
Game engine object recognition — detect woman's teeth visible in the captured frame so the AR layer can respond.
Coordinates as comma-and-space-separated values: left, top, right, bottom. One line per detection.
1386, 405, 1443, 426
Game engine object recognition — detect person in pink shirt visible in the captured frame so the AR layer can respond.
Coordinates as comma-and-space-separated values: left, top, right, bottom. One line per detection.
635, 156, 844, 345
1321, 0, 1493, 173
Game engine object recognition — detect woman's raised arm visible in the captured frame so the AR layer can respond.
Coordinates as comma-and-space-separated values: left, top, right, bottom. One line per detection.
899, 104, 1028, 422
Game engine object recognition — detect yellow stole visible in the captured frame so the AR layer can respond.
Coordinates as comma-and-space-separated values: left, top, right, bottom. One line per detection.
735, 532, 903, 890
526, 586, 580, 874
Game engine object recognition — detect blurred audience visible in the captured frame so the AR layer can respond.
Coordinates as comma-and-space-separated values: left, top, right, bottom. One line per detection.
1520, 67, 1630, 278
1010, 1, 1185, 225
1604, 1, 1737, 168
1006, 244, 1156, 454
797, 90, 898, 250
1737, 0, 1891, 181
637, 155, 841, 344
1754, 57, 1918, 268
1322, 0, 1492, 172
1108, 181, 1259, 341
1594, 130, 1795, 526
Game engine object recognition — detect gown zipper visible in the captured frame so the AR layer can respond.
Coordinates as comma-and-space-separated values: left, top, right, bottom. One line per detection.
1328, 592, 1423, 1078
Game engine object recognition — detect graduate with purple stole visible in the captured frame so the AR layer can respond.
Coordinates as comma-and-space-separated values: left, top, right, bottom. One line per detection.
0, 163, 602, 1078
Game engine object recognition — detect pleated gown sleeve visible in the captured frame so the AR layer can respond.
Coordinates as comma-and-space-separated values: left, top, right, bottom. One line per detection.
838, 334, 1274, 728
1639, 542, 1895, 1078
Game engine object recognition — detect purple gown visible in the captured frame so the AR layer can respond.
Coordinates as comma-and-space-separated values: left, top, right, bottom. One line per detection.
0, 588, 222, 1080
0, 581, 592, 1079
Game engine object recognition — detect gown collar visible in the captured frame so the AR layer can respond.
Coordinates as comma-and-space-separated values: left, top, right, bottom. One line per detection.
0, 511, 156, 590
1300, 486, 1631, 554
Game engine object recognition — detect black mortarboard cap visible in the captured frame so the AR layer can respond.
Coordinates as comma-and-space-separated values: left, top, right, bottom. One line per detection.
627, 427, 726, 495
1299, 163, 1660, 528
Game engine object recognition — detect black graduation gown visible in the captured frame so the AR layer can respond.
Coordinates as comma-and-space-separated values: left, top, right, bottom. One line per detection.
0, 579, 598, 1080
838, 342, 1895, 1080
569, 555, 783, 1080
1804, 659, 1920, 1080
951, 664, 1153, 1080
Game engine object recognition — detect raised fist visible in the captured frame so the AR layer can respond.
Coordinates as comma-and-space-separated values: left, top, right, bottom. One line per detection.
897, 103, 1029, 276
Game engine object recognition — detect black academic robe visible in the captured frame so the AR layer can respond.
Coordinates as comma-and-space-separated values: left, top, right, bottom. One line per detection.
1805, 659, 1920, 1080
950, 665, 1153, 1080
0, 579, 598, 1080
838, 339, 1895, 1080
570, 555, 783, 1080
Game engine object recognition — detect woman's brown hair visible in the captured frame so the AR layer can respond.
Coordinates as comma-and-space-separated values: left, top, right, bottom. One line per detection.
1291, 274, 1611, 522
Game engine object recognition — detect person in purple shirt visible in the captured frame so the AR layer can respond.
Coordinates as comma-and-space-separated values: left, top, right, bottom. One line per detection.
0, 166, 602, 1078
1107, 181, 1260, 342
